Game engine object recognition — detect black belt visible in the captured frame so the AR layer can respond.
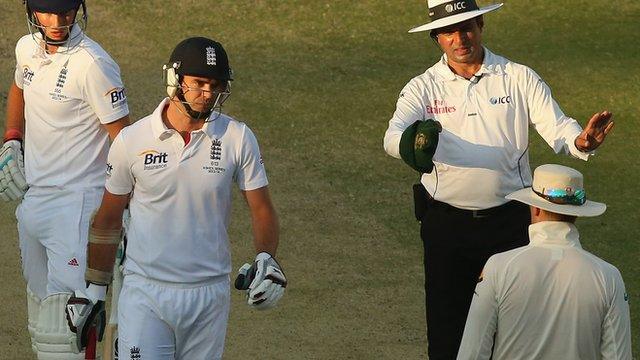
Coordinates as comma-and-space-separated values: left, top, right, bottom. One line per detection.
431, 199, 521, 219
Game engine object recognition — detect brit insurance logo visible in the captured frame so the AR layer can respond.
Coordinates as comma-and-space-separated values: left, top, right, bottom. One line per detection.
105, 87, 127, 109
138, 150, 169, 170
22, 66, 35, 86
489, 95, 512, 105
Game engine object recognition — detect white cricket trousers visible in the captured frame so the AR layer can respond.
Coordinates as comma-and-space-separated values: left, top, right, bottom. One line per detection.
16, 187, 103, 299
119, 273, 230, 360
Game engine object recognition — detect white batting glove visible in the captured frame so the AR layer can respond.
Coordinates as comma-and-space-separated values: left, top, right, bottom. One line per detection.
65, 284, 107, 351
234, 252, 287, 310
0, 140, 28, 201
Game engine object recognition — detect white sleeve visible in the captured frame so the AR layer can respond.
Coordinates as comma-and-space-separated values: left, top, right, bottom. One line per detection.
14, 41, 24, 89
82, 57, 130, 124
235, 125, 268, 191
524, 68, 590, 161
600, 268, 632, 360
14, 65, 23, 89
457, 258, 499, 360
383, 80, 427, 159
104, 132, 134, 195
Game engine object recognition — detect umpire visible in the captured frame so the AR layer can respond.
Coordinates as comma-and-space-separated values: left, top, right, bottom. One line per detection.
383, 1, 614, 359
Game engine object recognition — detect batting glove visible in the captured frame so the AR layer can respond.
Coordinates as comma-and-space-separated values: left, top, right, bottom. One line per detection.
235, 252, 287, 310
0, 140, 28, 201
65, 284, 107, 351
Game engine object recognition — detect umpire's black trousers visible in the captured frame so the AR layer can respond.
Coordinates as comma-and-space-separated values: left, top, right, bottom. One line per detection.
419, 198, 530, 360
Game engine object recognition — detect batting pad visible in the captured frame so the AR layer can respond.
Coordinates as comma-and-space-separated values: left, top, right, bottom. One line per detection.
26, 288, 40, 354
35, 293, 85, 360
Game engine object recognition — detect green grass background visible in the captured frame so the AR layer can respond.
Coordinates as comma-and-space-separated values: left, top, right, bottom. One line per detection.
0, 1, 638, 358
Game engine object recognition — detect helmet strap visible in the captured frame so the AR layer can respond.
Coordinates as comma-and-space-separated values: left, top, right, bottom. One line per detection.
176, 90, 213, 120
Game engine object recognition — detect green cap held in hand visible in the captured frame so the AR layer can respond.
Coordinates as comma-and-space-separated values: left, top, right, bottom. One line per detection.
399, 119, 442, 173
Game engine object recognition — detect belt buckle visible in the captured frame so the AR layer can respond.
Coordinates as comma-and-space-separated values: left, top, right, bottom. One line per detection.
472, 210, 488, 218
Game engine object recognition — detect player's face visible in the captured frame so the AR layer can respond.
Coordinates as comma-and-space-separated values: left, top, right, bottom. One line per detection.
180, 75, 228, 112
435, 18, 483, 65
34, 10, 77, 41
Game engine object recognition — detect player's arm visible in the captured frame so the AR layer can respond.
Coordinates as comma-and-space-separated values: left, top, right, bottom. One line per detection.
236, 186, 286, 310
89, 191, 130, 275
66, 129, 132, 348
600, 269, 632, 360
456, 261, 499, 360
242, 186, 279, 255
65, 191, 128, 349
102, 115, 130, 142
4, 81, 24, 135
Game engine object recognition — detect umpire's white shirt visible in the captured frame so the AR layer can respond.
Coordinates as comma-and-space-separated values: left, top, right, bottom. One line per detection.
457, 221, 632, 360
384, 48, 589, 210
106, 99, 268, 283
14, 27, 129, 190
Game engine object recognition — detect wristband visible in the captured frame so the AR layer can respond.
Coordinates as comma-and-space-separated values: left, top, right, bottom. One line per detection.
3, 128, 23, 142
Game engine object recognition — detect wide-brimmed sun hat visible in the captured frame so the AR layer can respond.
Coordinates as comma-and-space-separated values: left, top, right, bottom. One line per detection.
506, 164, 606, 217
409, 0, 503, 33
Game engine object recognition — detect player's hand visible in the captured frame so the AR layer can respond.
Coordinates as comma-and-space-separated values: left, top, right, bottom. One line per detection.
65, 285, 107, 351
0, 140, 28, 201
575, 110, 614, 152
234, 252, 287, 310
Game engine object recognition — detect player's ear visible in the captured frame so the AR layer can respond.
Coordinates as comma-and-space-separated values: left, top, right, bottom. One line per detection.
429, 30, 441, 48
475, 15, 484, 31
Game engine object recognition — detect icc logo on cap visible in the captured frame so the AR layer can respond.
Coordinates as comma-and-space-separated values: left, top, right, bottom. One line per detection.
445, 1, 467, 13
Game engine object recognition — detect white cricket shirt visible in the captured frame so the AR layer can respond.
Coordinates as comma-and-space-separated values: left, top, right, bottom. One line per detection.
384, 48, 590, 210
106, 99, 268, 283
457, 221, 632, 360
13, 27, 129, 189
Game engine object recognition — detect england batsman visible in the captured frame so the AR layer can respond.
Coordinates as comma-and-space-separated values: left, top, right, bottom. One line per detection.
65, 37, 287, 359
1, 0, 130, 358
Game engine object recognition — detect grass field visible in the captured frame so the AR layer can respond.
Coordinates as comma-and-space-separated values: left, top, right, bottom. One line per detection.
1, 1, 638, 359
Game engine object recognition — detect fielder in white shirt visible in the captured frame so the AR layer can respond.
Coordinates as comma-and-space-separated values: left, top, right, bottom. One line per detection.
383, 1, 614, 358
65, 37, 287, 360
458, 164, 632, 360
0, 0, 129, 358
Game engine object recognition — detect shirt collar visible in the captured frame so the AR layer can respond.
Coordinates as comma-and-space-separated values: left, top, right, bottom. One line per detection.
528, 221, 582, 249
151, 98, 218, 140
55, 26, 84, 52
435, 46, 504, 81
151, 98, 174, 140
32, 26, 84, 58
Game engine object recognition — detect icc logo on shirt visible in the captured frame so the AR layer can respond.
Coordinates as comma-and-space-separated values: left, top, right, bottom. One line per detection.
490, 96, 512, 105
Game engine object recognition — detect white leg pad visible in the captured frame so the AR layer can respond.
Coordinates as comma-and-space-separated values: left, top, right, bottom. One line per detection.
35, 293, 84, 360
27, 288, 41, 354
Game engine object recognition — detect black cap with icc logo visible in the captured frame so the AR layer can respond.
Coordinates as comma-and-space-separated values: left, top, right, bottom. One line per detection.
169, 37, 233, 82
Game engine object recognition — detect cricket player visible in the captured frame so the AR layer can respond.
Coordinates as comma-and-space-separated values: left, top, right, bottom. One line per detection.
0, 0, 129, 358
383, 1, 614, 358
65, 37, 287, 360
457, 164, 632, 359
